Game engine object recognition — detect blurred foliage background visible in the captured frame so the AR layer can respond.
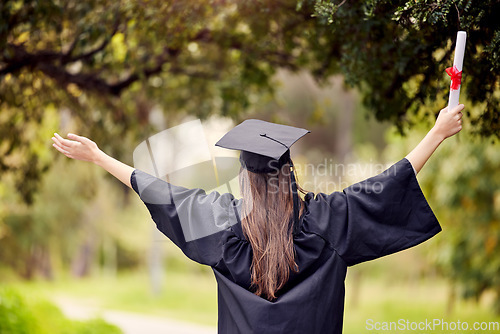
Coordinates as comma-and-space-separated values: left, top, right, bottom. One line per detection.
0, 0, 499, 332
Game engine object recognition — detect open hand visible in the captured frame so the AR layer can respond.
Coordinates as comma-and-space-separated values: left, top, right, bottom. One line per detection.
432, 104, 465, 140
51, 133, 101, 163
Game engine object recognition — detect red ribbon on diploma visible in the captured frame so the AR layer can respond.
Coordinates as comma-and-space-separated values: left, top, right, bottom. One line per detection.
446, 65, 462, 90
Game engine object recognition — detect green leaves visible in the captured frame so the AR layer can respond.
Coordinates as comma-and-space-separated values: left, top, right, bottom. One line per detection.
312, 1, 340, 24
311, 0, 500, 138
1, 0, 498, 205
0, 0, 327, 202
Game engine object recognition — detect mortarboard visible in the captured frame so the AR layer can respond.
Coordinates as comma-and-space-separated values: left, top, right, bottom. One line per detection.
215, 119, 310, 234
215, 119, 310, 174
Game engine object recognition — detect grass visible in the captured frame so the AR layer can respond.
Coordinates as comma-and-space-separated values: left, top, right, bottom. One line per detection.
7, 248, 500, 333
0, 287, 122, 334
11, 269, 500, 333
344, 275, 499, 333
11, 269, 218, 327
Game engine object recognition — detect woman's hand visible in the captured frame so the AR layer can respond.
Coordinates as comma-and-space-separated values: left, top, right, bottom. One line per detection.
431, 104, 465, 141
405, 104, 466, 174
51, 132, 134, 188
51, 133, 102, 163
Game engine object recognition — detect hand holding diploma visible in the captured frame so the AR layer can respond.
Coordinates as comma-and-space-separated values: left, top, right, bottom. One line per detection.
433, 104, 465, 140
405, 103, 465, 174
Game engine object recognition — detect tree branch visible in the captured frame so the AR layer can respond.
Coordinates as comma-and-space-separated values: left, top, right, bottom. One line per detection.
62, 34, 83, 60
1, 19, 121, 77
63, 20, 120, 64
191, 28, 298, 69
6, 5, 35, 31
0, 44, 63, 75
108, 46, 179, 95
37, 62, 118, 94
34, 44, 181, 96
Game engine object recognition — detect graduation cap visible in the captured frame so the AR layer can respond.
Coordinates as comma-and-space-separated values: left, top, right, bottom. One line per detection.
215, 119, 310, 234
215, 119, 309, 173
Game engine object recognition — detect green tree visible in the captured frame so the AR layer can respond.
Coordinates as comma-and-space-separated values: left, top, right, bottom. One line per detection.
0, 0, 332, 203
1, 0, 498, 205
424, 138, 500, 313
0, 155, 148, 279
385, 127, 500, 313
311, 0, 499, 136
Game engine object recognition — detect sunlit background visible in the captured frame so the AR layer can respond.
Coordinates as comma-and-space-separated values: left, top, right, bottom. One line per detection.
1, 1, 499, 333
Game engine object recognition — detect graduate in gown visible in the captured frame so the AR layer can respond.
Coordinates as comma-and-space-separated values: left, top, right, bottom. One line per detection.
52, 103, 465, 334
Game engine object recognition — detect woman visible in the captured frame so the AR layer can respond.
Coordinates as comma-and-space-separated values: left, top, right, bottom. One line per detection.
52, 104, 465, 334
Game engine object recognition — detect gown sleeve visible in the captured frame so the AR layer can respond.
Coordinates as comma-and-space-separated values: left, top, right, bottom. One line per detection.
312, 158, 441, 267
130, 169, 238, 266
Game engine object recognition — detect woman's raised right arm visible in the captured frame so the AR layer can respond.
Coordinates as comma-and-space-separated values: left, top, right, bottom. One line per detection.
405, 104, 465, 174
52, 133, 134, 189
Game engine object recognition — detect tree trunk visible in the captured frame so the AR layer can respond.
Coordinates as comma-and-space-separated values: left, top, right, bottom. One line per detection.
39, 246, 53, 280
446, 282, 456, 316
149, 227, 164, 296
71, 237, 94, 277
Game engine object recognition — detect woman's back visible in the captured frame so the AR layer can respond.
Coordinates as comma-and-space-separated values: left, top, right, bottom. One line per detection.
131, 158, 441, 334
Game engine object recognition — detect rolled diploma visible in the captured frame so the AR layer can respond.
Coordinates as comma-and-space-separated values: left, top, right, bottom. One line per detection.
447, 31, 467, 111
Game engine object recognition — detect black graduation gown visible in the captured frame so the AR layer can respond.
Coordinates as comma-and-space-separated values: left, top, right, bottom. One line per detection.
130, 158, 441, 334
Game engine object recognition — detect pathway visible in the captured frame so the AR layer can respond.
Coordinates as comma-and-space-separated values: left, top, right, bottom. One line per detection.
54, 297, 217, 334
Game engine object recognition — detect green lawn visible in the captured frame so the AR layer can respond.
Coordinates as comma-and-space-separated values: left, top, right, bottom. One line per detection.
0, 286, 122, 334
344, 275, 499, 333
12, 269, 218, 327
10, 267, 499, 333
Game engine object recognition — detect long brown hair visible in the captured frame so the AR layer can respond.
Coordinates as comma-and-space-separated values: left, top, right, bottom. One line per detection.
239, 162, 305, 300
